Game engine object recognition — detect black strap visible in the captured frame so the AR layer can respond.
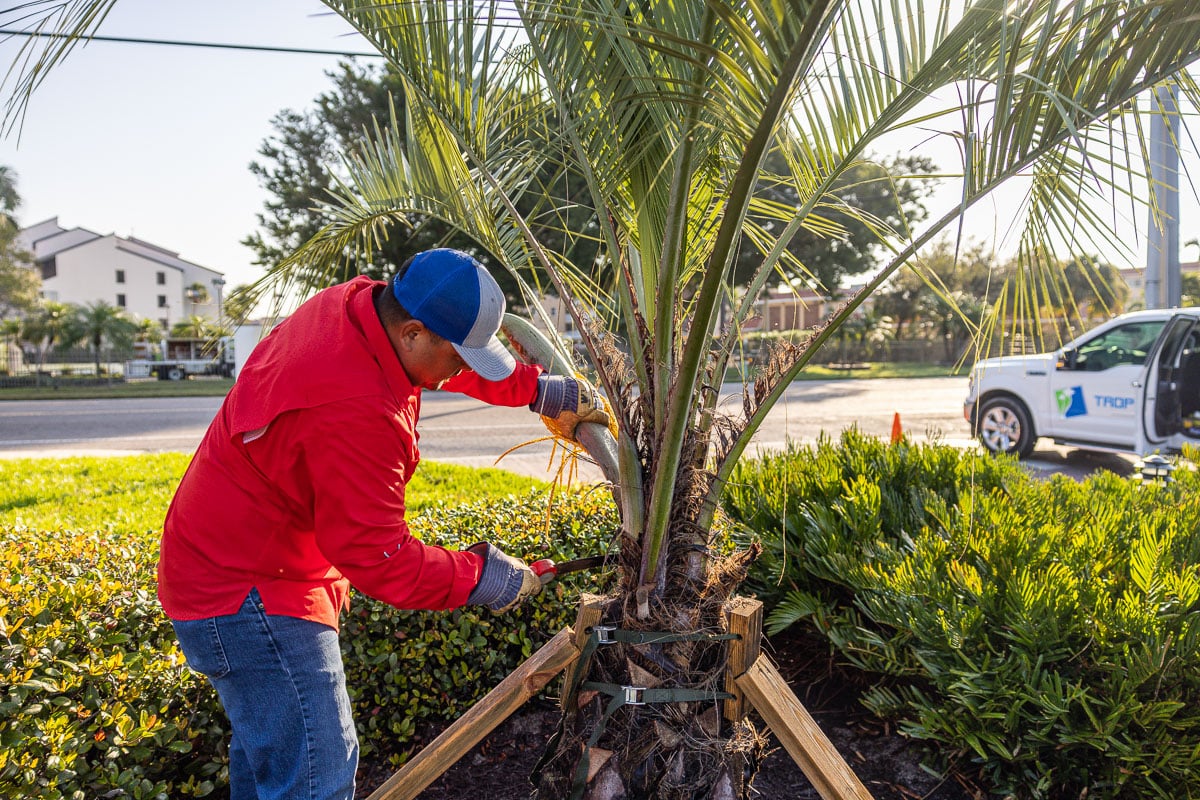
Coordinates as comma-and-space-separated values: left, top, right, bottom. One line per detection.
568, 681, 735, 799
532, 624, 740, 798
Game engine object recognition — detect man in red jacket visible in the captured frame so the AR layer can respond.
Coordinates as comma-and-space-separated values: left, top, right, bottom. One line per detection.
159, 248, 607, 800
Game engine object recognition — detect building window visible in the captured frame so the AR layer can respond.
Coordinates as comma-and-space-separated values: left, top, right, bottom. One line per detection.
158, 295, 168, 308
156, 271, 166, 285
40, 258, 56, 280
116, 269, 125, 284
116, 294, 126, 307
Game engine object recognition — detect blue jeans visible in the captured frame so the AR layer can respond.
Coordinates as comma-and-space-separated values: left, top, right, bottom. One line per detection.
171, 589, 358, 800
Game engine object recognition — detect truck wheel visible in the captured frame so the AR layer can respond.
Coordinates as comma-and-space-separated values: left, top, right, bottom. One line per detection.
166, 366, 186, 381
977, 396, 1036, 458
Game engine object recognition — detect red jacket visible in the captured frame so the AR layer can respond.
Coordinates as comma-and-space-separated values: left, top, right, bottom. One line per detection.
157, 277, 541, 630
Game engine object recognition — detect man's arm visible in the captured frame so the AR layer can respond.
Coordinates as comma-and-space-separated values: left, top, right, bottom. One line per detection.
441, 360, 541, 406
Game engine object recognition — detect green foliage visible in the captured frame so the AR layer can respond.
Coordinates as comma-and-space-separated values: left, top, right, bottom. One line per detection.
1, 524, 226, 798
724, 432, 1200, 799
342, 489, 620, 765
1, 455, 616, 798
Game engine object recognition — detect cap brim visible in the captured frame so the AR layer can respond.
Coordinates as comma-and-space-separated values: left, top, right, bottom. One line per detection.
453, 335, 516, 381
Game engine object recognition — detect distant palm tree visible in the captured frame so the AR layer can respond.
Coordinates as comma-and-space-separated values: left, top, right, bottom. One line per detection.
21, 301, 75, 384
66, 300, 137, 378
170, 315, 219, 341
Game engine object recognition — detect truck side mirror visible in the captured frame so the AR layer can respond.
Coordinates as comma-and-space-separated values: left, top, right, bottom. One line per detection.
1057, 348, 1077, 370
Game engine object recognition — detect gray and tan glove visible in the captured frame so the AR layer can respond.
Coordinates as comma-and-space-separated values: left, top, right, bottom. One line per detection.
466, 543, 543, 613
530, 374, 612, 441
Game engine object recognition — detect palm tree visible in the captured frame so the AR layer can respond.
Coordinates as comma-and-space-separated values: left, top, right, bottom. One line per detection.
292, 2, 1200, 792
21, 301, 76, 385
66, 300, 137, 378
7, 1, 1200, 797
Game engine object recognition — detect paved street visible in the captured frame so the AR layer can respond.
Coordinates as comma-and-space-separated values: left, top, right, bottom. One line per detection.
0, 376, 1135, 481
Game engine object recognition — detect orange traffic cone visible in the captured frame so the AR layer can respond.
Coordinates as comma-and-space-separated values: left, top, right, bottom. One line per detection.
890, 412, 903, 444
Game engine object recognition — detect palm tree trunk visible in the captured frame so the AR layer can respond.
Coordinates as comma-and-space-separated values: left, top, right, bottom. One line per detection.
533, 484, 765, 800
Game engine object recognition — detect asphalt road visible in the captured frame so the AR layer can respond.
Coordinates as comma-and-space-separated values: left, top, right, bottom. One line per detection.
0, 377, 1136, 480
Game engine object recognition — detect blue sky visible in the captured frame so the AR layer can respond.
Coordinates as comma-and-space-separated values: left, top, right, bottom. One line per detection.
0, 1, 1196, 297
0, 0, 370, 290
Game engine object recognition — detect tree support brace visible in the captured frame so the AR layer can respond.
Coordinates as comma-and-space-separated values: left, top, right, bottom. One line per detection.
366, 595, 875, 800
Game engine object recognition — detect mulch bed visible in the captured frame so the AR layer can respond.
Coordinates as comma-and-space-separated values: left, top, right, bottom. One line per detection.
357, 627, 982, 800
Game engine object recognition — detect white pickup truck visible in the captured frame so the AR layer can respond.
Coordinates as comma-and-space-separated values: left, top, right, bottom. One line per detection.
964, 308, 1200, 458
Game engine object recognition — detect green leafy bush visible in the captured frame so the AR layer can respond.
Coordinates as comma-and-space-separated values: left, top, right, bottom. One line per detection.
343, 490, 620, 765
724, 431, 1200, 799
1, 455, 617, 799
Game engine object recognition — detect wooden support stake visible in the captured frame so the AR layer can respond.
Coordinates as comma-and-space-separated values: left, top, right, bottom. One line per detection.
722, 596, 763, 722
366, 627, 581, 800
561, 593, 605, 710
737, 656, 875, 800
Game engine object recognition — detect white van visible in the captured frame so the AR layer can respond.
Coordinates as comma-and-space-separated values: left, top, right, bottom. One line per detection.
964, 308, 1200, 457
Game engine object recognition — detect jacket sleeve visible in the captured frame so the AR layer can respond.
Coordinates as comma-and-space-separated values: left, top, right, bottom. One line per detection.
442, 361, 542, 407
292, 401, 485, 610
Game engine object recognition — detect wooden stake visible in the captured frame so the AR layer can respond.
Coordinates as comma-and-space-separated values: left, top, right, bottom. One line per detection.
737, 656, 875, 800
722, 597, 763, 722
561, 593, 605, 710
366, 627, 581, 800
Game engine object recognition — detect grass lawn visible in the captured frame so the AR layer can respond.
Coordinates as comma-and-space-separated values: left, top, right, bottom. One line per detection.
0, 377, 235, 401
0, 454, 547, 531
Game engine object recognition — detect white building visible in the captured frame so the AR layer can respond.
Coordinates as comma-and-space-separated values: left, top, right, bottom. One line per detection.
17, 218, 225, 329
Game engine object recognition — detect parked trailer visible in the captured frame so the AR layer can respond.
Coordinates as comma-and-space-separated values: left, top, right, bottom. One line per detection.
125, 337, 234, 381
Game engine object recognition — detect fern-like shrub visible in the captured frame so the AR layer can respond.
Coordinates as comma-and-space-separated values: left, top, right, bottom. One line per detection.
723, 430, 1200, 800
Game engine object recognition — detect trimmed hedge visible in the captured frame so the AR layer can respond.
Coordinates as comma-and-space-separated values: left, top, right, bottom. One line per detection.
724, 430, 1200, 799
1, 487, 618, 799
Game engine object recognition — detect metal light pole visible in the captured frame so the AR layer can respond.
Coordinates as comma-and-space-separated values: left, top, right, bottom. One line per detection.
1145, 84, 1181, 309
211, 277, 226, 328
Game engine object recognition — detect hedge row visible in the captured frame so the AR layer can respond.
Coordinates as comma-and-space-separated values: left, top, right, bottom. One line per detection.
725, 430, 1200, 800
1, 488, 619, 799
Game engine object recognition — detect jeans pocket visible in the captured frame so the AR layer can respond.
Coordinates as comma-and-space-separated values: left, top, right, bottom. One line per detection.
172, 617, 232, 679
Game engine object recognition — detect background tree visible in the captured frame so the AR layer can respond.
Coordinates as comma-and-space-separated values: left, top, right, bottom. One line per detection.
64, 300, 137, 377
875, 238, 1002, 344
170, 315, 224, 341
1182, 271, 1200, 306
21, 300, 75, 383
0, 165, 38, 318
244, 61, 593, 312
736, 153, 938, 295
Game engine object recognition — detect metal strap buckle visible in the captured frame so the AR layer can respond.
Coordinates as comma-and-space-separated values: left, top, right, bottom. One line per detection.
593, 625, 617, 645
621, 686, 646, 705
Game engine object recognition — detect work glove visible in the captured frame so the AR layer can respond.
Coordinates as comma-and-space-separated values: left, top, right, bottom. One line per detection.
466, 543, 543, 613
530, 374, 612, 441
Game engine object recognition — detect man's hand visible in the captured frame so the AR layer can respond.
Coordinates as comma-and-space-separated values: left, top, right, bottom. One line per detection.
531, 374, 612, 441
466, 543, 543, 613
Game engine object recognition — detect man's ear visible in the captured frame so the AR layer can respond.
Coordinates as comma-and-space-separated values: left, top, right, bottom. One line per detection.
393, 318, 427, 348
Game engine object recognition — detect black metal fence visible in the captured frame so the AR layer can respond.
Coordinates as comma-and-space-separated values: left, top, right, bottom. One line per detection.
0, 343, 137, 387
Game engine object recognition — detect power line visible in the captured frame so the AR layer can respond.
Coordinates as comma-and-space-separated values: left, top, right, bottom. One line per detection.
0, 28, 384, 58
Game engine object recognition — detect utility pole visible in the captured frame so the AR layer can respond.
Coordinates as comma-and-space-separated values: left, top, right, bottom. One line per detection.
212, 277, 227, 328
1145, 83, 1181, 309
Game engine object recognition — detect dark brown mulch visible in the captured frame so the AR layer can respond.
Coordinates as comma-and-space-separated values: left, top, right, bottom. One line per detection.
358, 627, 982, 800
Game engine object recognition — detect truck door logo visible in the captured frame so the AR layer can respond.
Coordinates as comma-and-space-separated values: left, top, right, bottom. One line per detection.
1055, 386, 1088, 417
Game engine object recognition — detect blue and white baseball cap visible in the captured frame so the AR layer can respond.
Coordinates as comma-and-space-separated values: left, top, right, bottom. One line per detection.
392, 249, 516, 381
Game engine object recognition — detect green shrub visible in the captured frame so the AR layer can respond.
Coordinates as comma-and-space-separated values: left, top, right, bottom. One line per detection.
1, 455, 617, 799
0, 525, 227, 798
343, 489, 620, 766
723, 431, 1200, 799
